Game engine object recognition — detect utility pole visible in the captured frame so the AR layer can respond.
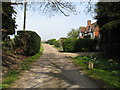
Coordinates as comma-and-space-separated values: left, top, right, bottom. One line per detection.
23, 0, 27, 30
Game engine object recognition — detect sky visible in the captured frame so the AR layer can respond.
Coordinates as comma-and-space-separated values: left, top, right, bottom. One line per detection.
14, 2, 97, 41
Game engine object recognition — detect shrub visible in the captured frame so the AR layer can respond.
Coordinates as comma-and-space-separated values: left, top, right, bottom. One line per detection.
45, 39, 56, 45
63, 38, 98, 52
74, 38, 98, 52
14, 30, 41, 56
14, 35, 23, 48
54, 40, 61, 47
59, 37, 67, 47
45, 39, 61, 47
63, 38, 77, 52
2, 38, 15, 54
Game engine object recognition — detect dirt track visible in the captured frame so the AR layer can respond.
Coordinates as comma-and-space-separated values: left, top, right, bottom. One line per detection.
12, 44, 98, 88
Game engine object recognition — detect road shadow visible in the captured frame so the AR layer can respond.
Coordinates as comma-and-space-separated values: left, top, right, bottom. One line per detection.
28, 54, 99, 88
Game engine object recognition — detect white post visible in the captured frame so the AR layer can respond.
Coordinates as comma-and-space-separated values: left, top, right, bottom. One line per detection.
88, 62, 94, 70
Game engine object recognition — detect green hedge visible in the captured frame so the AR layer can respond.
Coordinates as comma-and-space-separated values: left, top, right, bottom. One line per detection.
63, 38, 77, 51
45, 39, 56, 45
63, 38, 98, 52
45, 39, 61, 47
14, 30, 41, 56
54, 40, 61, 47
74, 38, 98, 52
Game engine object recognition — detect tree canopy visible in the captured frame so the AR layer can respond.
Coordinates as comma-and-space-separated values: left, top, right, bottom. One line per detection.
95, 2, 120, 58
14, 1, 77, 17
95, 2, 120, 28
2, 2, 17, 35
67, 29, 79, 38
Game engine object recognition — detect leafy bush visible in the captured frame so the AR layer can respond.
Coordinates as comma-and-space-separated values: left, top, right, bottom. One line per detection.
63, 38, 77, 51
14, 35, 23, 48
14, 30, 41, 56
45, 39, 56, 45
74, 38, 98, 52
45, 39, 61, 47
2, 39, 15, 54
59, 37, 67, 47
54, 40, 61, 47
63, 38, 98, 52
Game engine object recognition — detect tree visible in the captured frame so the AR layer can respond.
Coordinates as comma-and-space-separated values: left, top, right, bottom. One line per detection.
2, 2, 17, 36
95, 2, 120, 28
14, 0, 77, 30
3, 1, 94, 31
67, 29, 79, 38
1, 0, 77, 34
95, 2, 120, 58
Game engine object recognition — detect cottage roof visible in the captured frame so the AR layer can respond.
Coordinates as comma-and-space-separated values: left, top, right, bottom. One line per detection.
91, 22, 96, 25
79, 27, 86, 32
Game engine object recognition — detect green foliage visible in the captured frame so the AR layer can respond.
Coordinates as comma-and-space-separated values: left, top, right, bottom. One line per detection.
63, 38, 98, 52
95, 2, 120, 28
54, 40, 61, 47
21, 44, 44, 70
73, 54, 119, 70
45, 39, 61, 47
95, 2, 120, 58
2, 39, 15, 54
59, 37, 67, 48
100, 20, 120, 57
2, 2, 17, 35
14, 35, 23, 48
45, 39, 56, 45
2, 70, 20, 88
67, 29, 79, 38
14, 30, 41, 56
74, 38, 97, 52
2, 44, 44, 88
73, 55, 120, 88
87, 69, 119, 88
63, 38, 77, 51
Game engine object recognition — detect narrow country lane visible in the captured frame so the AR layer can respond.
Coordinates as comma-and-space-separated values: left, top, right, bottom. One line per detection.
12, 44, 98, 88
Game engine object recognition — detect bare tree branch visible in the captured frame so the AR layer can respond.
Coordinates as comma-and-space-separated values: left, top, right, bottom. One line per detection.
54, 2, 69, 16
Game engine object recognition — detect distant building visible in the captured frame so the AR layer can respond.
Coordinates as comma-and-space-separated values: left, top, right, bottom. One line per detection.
79, 20, 100, 39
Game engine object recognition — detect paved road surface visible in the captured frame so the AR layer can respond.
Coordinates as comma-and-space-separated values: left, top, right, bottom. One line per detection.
12, 44, 98, 88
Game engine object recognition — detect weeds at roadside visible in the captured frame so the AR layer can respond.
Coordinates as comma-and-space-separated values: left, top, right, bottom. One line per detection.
73, 54, 120, 88
2, 45, 44, 88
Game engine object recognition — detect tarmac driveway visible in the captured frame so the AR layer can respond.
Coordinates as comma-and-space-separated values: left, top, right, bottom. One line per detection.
12, 44, 98, 88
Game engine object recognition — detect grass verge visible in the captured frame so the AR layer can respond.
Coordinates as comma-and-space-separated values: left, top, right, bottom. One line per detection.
73, 54, 120, 88
2, 44, 44, 88
52, 45, 63, 51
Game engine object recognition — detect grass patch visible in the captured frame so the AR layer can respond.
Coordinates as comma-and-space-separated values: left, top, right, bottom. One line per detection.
86, 69, 119, 88
2, 44, 44, 88
21, 45, 44, 70
52, 45, 63, 51
2, 70, 20, 88
73, 54, 120, 88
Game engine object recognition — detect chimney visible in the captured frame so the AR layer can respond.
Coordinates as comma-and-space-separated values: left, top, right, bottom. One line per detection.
87, 20, 91, 26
